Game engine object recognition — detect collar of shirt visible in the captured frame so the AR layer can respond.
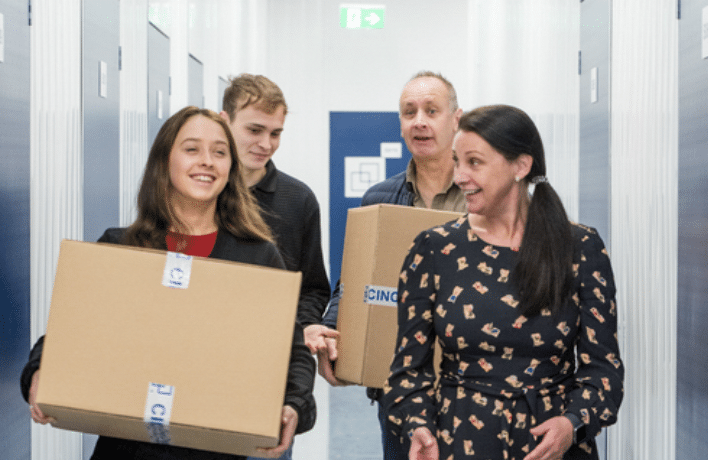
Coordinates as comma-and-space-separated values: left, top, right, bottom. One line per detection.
405, 159, 467, 212
251, 160, 278, 194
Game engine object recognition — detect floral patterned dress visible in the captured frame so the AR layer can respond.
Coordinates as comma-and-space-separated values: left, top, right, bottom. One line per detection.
382, 216, 623, 460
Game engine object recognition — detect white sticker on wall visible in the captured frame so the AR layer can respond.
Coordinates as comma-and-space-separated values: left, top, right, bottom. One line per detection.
157, 90, 164, 119
703, 6, 708, 59
162, 252, 192, 289
344, 156, 386, 198
590, 67, 598, 104
0, 13, 5, 63
380, 142, 402, 159
144, 383, 175, 444
99, 61, 108, 98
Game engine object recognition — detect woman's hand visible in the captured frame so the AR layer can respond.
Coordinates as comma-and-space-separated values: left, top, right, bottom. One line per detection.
256, 405, 298, 458
28, 371, 53, 425
523, 416, 573, 460
409, 427, 438, 460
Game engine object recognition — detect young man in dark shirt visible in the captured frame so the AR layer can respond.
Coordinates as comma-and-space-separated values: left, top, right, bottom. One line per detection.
220, 74, 336, 460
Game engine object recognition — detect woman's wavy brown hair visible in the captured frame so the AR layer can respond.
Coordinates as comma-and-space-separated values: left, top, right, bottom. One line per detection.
123, 106, 273, 249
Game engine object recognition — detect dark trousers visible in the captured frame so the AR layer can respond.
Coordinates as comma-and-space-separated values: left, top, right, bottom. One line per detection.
373, 389, 407, 460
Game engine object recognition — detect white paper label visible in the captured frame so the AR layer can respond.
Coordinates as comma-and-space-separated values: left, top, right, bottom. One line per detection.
703, 6, 708, 59
0, 13, 5, 63
363, 285, 398, 307
144, 383, 175, 444
590, 67, 598, 103
162, 252, 192, 289
380, 142, 402, 159
157, 90, 164, 119
99, 61, 108, 98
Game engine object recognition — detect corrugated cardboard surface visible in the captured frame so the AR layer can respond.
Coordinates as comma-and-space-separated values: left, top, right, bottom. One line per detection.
335, 205, 464, 388
36, 239, 301, 456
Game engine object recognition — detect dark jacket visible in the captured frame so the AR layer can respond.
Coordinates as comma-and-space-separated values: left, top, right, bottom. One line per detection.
251, 161, 330, 326
21, 227, 316, 460
360, 170, 414, 207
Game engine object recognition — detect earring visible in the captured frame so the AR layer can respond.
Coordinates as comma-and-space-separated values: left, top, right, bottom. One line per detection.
515, 176, 521, 183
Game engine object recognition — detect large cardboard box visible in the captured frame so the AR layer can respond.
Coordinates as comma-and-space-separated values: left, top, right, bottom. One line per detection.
36, 239, 301, 457
335, 204, 464, 388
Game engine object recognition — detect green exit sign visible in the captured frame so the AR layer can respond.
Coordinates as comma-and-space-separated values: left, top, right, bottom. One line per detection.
340, 5, 385, 29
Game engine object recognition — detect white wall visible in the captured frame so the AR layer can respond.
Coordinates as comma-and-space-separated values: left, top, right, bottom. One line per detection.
608, 2, 678, 459
30, 1, 84, 457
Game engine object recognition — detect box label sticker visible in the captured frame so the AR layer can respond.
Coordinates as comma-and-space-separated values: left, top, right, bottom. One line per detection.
144, 383, 175, 444
363, 285, 398, 307
162, 252, 192, 289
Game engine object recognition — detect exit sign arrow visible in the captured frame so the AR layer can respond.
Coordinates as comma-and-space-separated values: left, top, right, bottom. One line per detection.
365, 12, 380, 26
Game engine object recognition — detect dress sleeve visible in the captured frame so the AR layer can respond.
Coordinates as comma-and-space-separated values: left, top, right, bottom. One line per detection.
382, 230, 438, 441
564, 229, 624, 439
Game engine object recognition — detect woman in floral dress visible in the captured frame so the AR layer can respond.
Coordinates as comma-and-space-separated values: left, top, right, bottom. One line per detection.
383, 105, 623, 460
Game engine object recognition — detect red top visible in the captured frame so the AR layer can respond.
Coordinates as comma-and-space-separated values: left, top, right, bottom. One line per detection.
166, 231, 218, 257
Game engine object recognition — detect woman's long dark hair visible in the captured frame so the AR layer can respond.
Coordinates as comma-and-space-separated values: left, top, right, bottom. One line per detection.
123, 106, 273, 249
458, 105, 574, 316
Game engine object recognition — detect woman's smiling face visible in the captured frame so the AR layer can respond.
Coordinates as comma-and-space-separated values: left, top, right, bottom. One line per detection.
453, 130, 527, 218
168, 114, 232, 209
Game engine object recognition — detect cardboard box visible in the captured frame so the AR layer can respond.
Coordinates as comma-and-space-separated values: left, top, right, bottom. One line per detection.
335, 204, 464, 388
37, 239, 301, 457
